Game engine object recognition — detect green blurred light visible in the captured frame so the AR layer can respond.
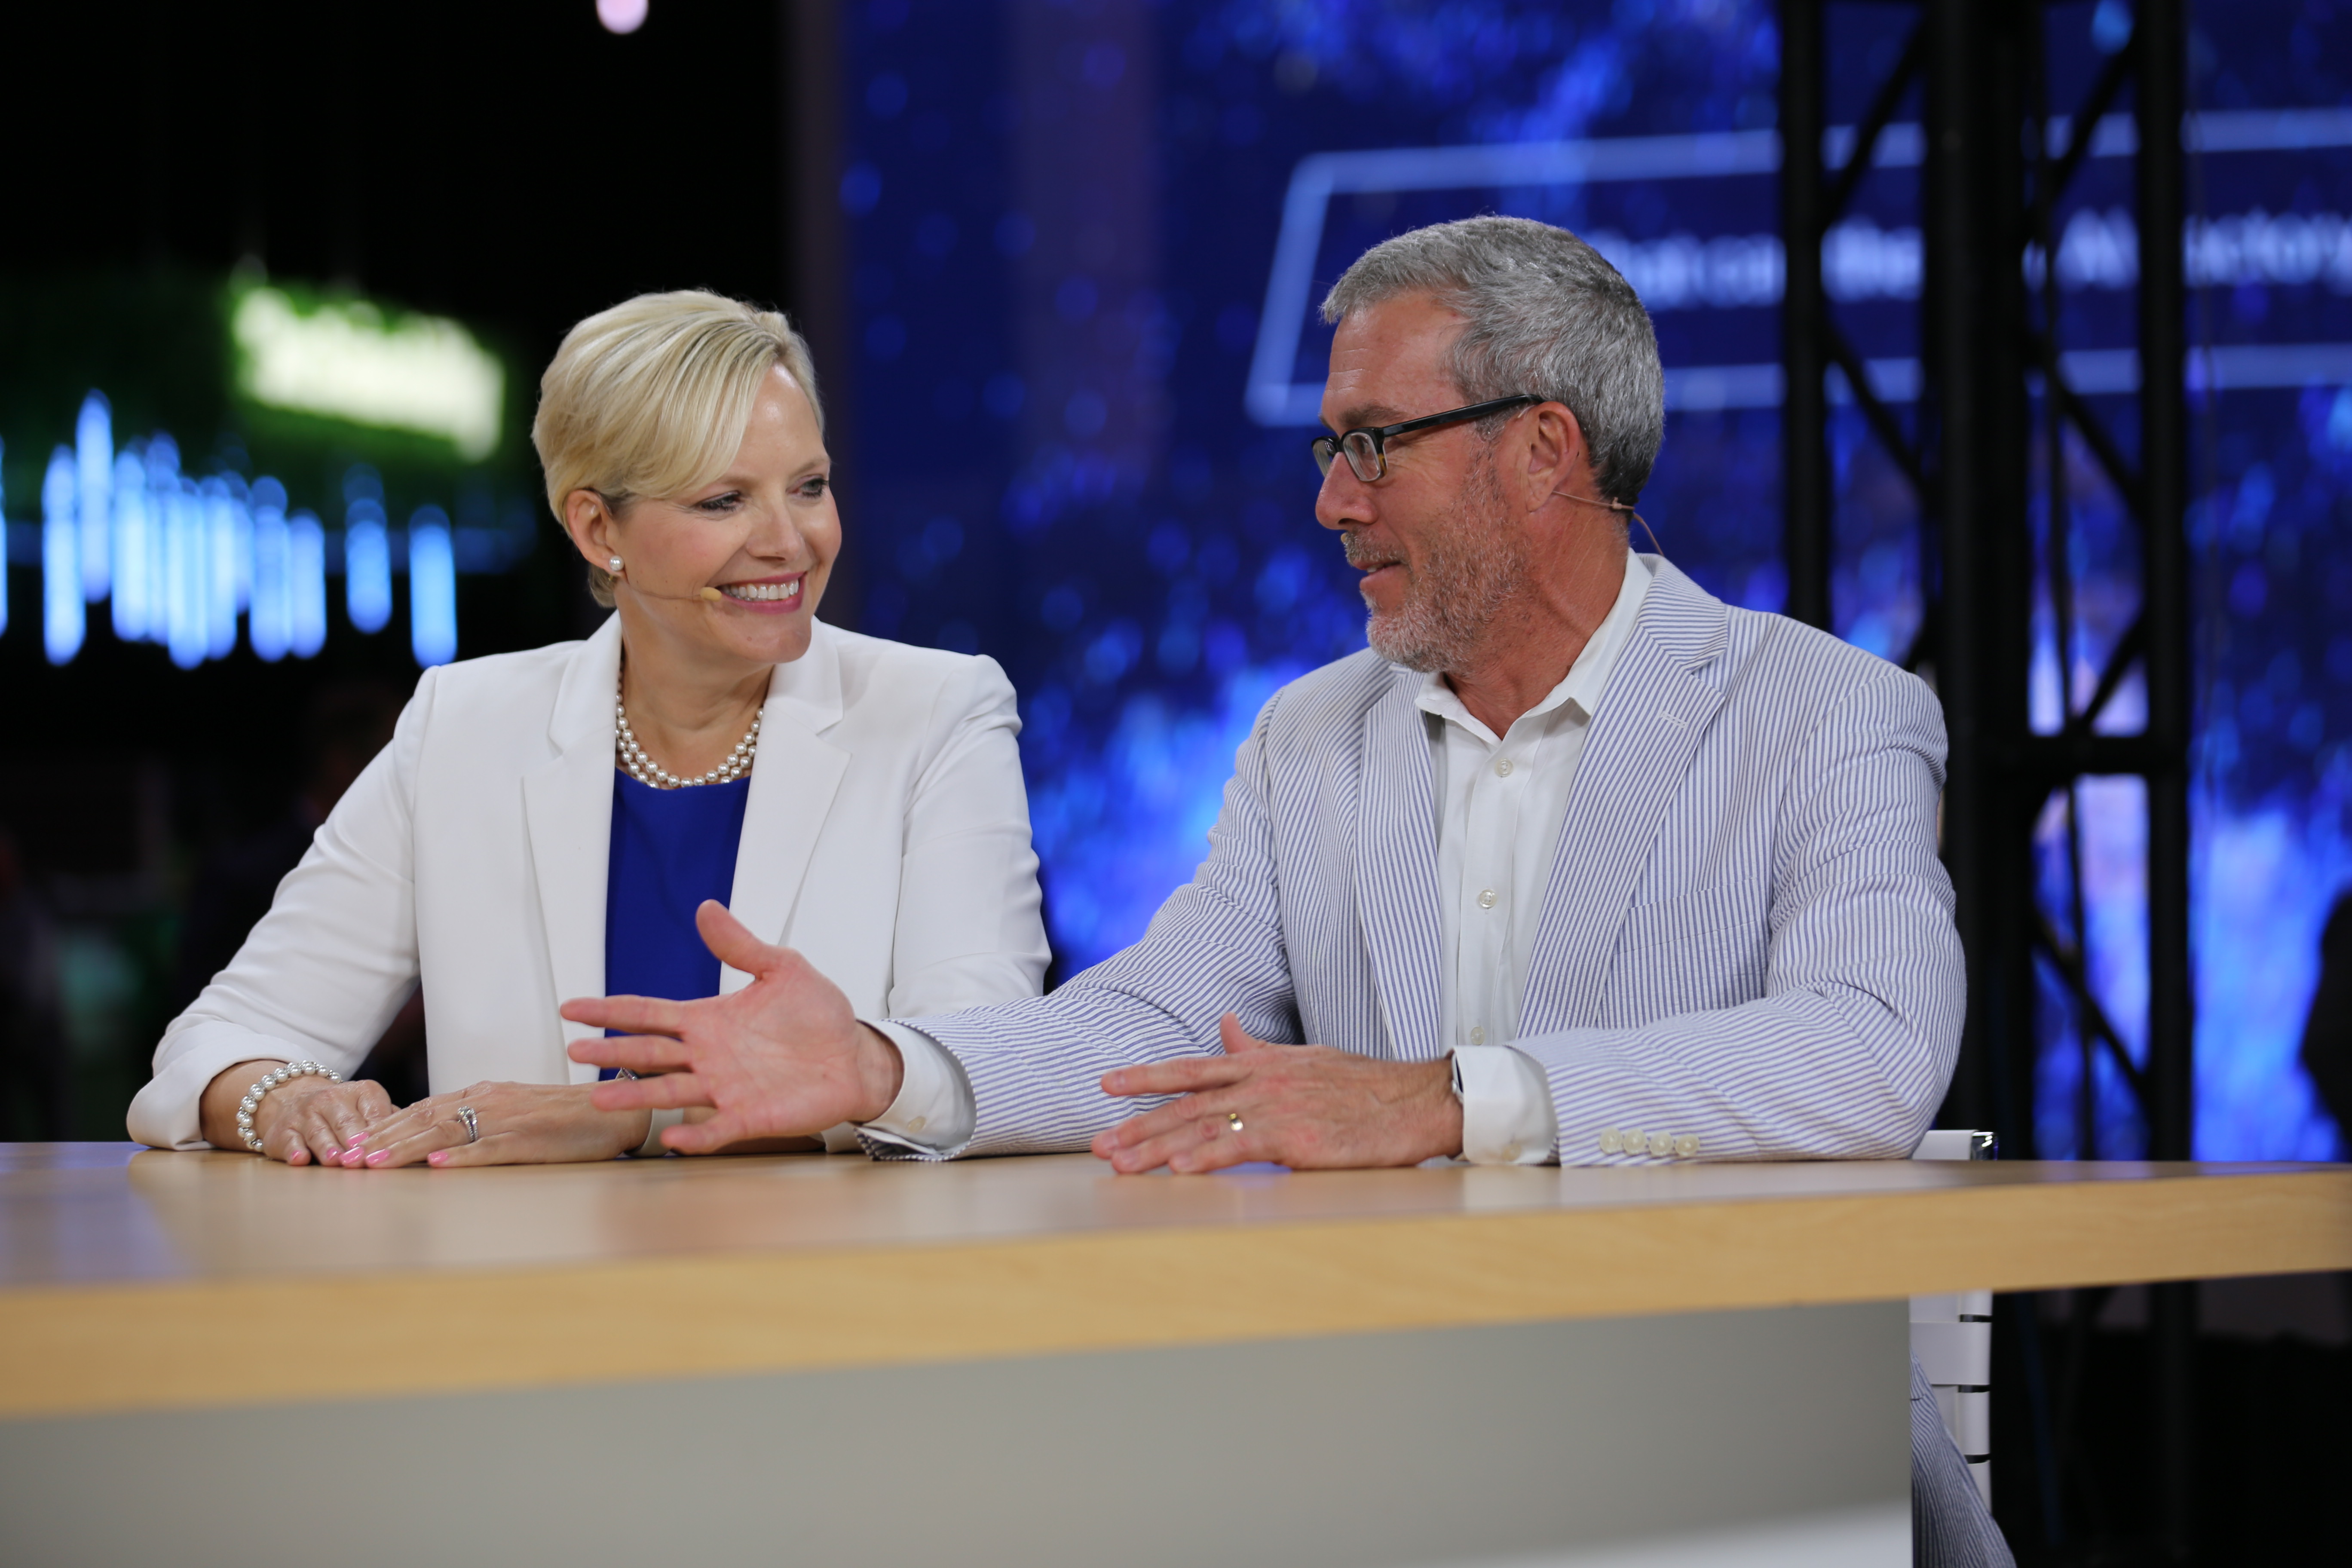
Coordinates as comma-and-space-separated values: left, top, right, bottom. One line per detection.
230, 286, 505, 461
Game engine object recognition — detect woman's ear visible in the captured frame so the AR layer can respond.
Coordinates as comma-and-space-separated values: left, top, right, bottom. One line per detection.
560, 490, 616, 569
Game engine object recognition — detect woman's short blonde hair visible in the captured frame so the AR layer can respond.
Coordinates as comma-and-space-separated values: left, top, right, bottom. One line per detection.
532, 291, 824, 607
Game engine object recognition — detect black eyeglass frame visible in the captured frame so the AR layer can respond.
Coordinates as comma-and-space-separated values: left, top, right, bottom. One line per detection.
1309, 394, 1540, 483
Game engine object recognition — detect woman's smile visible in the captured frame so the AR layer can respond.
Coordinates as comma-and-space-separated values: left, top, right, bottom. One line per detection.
715, 573, 805, 610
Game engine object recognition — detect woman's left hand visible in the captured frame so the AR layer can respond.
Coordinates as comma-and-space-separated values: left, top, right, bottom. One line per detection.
342, 1081, 650, 1169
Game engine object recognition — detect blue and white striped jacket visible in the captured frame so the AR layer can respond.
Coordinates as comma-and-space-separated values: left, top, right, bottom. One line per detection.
902, 557, 1962, 1163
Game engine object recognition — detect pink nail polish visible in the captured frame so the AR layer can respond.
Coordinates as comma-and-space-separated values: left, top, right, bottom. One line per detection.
364, 1150, 390, 1167
427, 1151, 447, 1167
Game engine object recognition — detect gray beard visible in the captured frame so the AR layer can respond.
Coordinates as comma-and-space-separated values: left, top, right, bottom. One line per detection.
1349, 458, 1527, 674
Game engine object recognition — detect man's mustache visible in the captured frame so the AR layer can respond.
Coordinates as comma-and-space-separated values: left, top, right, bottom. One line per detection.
1341, 535, 1403, 572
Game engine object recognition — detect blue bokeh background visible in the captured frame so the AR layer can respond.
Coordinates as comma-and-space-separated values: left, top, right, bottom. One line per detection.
836, 0, 2352, 1161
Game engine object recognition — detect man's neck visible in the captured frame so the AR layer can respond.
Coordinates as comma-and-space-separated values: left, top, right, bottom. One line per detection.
1442, 537, 1626, 735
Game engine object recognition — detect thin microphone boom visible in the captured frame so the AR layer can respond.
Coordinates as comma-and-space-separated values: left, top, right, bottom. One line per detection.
616, 584, 731, 603
1554, 490, 1665, 557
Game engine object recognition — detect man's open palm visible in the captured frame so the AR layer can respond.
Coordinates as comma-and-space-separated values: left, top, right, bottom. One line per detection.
564, 901, 900, 1153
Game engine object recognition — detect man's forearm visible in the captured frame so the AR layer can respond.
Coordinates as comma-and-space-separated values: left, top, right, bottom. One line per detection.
1519, 981, 1951, 1164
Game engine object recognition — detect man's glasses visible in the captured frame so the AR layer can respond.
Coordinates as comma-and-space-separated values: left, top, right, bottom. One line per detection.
1309, 395, 1538, 484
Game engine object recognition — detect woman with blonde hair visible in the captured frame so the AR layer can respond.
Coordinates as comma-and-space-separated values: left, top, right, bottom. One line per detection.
129, 291, 1049, 1164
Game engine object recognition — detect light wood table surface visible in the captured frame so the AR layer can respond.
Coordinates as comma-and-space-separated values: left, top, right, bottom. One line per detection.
3, 1142, 2345, 1420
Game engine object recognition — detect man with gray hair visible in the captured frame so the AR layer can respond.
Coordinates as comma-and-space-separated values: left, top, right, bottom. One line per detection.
570, 215, 2006, 1561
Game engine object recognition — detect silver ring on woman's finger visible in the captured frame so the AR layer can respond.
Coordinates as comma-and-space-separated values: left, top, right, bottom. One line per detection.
455, 1104, 480, 1144
1225, 1111, 1245, 1136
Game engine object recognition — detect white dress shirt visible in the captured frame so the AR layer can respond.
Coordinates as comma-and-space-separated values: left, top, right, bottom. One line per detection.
864, 552, 1654, 1164
1429, 549, 1652, 1161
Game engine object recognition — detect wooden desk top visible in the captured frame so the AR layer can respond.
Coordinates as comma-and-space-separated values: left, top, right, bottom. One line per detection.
3, 1143, 2345, 1418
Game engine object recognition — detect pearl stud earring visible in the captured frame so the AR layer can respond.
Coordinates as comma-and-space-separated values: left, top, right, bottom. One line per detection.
607, 557, 623, 573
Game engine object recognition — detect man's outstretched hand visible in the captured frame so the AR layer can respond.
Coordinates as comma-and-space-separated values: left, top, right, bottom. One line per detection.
563, 901, 904, 1154
1090, 1014, 1462, 1173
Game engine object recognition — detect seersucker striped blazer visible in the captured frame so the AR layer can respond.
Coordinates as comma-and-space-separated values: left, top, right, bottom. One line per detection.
885, 556, 1963, 1164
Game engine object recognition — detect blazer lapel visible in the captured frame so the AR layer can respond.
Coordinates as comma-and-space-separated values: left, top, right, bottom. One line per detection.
521, 615, 624, 1077
1354, 671, 1446, 1061
721, 622, 850, 995
1519, 561, 1730, 1036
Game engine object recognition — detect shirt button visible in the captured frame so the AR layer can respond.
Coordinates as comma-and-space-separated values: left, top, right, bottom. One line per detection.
1477, 888, 1498, 909
907, 1115, 927, 1132
1674, 1134, 1699, 1157
1600, 1129, 1622, 1153
1493, 758, 1514, 778
1469, 1026, 1485, 1045
1623, 1127, 1643, 1154
1648, 1131, 1672, 1157
1500, 1142, 1522, 1162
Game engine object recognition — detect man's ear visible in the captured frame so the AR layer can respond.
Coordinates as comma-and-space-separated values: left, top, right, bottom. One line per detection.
1523, 401, 1589, 511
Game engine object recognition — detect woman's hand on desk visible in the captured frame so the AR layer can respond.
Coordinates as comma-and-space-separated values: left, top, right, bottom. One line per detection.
198, 1061, 395, 1164
341, 1082, 650, 1168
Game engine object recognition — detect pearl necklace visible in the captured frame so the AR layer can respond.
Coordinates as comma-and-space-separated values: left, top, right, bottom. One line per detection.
614, 674, 762, 789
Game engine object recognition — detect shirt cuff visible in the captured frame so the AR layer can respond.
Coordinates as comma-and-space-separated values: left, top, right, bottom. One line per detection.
630, 1106, 684, 1157
1453, 1046, 1556, 1165
857, 1021, 975, 1158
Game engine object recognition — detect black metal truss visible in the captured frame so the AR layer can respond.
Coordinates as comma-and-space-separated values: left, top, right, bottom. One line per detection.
1780, 1, 2195, 1558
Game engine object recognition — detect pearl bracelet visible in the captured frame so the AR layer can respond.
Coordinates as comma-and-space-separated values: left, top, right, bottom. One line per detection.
235, 1060, 343, 1154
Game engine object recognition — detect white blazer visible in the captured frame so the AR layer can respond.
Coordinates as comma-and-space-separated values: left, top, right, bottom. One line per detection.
129, 615, 1050, 1150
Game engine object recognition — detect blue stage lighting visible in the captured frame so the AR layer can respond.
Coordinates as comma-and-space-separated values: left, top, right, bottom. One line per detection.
408, 506, 457, 668
288, 512, 329, 658
75, 392, 112, 603
144, 436, 182, 649
202, 477, 244, 661
249, 477, 291, 662
288, 510, 327, 659
229, 478, 253, 612
345, 499, 392, 634
14, 387, 526, 670
165, 478, 206, 671
42, 447, 85, 666
111, 448, 150, 642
